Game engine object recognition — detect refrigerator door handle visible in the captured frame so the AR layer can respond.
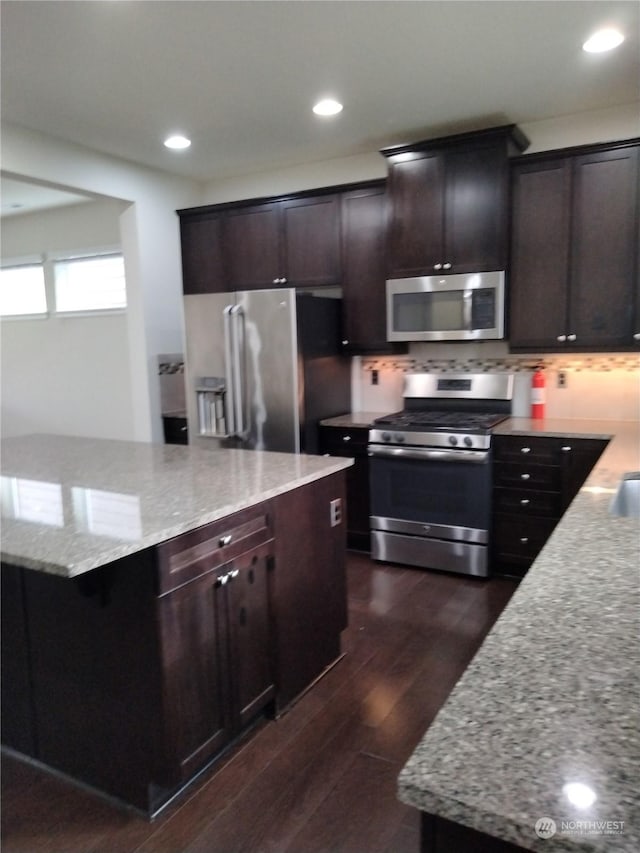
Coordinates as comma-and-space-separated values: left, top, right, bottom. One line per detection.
230, 304, 247, 438
223, 305, 237, 436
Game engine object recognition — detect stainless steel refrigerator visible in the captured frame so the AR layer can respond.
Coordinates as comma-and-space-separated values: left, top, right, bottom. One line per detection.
183, 289, 351, 454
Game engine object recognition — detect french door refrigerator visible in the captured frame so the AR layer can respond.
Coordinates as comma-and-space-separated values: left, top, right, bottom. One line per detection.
183, 289, 351, 454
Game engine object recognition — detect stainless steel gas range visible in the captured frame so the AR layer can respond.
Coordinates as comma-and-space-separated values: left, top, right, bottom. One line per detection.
368, 373, 514, 578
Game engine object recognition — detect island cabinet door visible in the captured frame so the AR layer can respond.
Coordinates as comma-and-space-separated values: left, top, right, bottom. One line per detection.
157, 568, 233, 784
225, 542, 276, 730
157, 541, 275, 785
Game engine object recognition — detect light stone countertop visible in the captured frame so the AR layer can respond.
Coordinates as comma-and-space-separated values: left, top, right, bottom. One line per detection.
397, 418, 640, 852
319, 411, 391, 429
0, 434, 352, 578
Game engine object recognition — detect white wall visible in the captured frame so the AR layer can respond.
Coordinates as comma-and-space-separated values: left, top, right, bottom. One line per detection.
200, 104, 640, 205
1, 198, 137, 440
1, 123, 199, 442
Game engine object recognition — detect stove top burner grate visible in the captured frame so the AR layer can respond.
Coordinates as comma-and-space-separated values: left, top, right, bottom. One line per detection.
374, 410, 509, 433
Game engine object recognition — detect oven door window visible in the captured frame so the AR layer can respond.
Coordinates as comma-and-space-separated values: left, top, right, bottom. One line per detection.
370, 454, 491, 531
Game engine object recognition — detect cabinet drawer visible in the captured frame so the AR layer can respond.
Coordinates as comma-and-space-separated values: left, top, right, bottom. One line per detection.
318, 425, 370, 455
493, 514, 558, 560
493, 462, 561, 491
493, 435, 573, 465
156, 503, 273, 594
494, 487, 561, 517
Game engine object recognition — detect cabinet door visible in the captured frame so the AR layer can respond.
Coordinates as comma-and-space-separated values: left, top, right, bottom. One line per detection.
386, 152, 444, 277
509, 159, 572, 349
445, 143, 507, 272
225, 203, 281, 289
341, 185, 390, 352
179, 213, 227, 294
158, 569, 232, 783
281, 194, 340, 286
569, 146, 639, 348
226, 543, 275, 728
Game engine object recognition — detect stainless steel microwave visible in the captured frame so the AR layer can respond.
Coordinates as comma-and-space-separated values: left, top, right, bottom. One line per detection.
386, 271, 505, 342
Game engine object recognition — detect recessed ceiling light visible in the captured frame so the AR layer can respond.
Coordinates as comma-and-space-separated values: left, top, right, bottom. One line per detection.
164, 134, 191, 150
312, 99, 343, 117
582, 28, 624, 53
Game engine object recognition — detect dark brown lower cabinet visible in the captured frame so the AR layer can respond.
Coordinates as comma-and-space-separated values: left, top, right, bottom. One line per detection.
157, 540, 275, 786
318, 424, 371, 551
421, 813, 528, 853
492, 435, 607, 577
1, 477, 348, 815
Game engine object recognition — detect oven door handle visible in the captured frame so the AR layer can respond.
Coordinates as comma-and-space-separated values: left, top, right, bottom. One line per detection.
368, 445, 489, 463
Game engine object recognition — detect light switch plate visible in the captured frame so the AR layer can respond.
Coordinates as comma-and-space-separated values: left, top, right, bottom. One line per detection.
329, 498, 342, 527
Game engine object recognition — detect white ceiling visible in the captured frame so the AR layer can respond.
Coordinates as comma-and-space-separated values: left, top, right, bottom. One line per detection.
0, 177, 93, 218
1, 0, 638, 186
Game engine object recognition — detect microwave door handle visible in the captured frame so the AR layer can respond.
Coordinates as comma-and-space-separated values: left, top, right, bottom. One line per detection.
223, 305, 237, 436
463, 291, 473, 332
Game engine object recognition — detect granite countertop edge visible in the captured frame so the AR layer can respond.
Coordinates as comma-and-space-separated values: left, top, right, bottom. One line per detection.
395, 417, 640, 852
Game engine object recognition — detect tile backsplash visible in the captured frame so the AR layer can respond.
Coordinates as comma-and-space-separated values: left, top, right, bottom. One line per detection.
354, 347, 640, 421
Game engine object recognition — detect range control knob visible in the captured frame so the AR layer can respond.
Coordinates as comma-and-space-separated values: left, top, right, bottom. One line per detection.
381, 432, 391, 442
463, 436, 473, 448
448, 435, 458, 446
395, 433, 405, 443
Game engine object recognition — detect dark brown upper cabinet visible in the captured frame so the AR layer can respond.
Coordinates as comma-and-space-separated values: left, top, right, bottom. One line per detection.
340, 182, 394, 353
225, 193, 341, 290
179, 211, 227, 294
509, 140, 639, 351
382, 125, 528, 278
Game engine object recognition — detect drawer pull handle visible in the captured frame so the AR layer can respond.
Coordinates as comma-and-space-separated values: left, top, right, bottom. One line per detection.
520, 537, 529, 544
561, 446, 572, 452
217, 573, 229, 586
521, 447, 531, 454
228, 569, 239, 580
219, 534, 233, 547
342, 435, 351, 442
520, 473, 530, 480
520, 499, 530, 506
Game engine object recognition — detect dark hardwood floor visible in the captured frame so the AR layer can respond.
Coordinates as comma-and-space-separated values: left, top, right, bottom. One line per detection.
1, 553, 518, 853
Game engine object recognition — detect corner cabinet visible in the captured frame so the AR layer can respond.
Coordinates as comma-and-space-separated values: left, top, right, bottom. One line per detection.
382, 125, 529, 278
509, 140, 640, 351
179, 209, 227, 294
492, 434, 606, 578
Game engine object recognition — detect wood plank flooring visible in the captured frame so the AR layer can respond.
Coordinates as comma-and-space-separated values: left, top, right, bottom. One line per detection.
1, 553, 518, 853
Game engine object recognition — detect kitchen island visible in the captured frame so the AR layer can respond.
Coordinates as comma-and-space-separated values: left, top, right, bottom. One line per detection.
397, 419, 640, 852
1, 434, 352, 816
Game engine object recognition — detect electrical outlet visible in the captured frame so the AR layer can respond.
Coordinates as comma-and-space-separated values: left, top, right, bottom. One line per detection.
557, 371, 567, 389
329, 498, 342, 527
371, 369, 379, 386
